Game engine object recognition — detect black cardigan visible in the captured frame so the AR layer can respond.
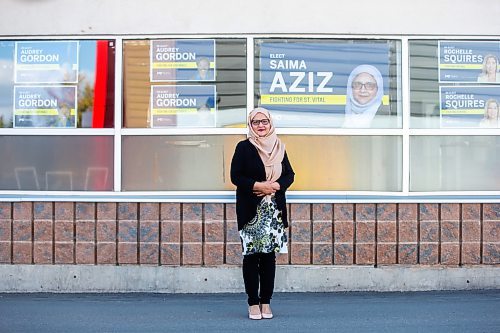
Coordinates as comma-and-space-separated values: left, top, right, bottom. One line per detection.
230, 139, 295, 230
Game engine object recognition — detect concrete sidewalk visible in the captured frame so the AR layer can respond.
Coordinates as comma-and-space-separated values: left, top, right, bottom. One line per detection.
1, 291, 499, 332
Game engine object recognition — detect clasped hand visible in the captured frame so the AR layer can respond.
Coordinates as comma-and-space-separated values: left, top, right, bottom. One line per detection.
253, 181, 280, 197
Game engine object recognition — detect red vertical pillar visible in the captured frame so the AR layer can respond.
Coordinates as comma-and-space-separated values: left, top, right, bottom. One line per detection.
92, 40, 109, 129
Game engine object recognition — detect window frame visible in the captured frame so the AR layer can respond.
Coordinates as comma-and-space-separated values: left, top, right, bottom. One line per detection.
0, 34, 498, 202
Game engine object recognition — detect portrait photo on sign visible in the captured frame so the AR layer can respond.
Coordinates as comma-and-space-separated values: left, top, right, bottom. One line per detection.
256, 39, 401, 128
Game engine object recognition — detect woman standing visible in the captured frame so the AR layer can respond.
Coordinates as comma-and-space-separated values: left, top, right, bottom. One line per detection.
230, 107, 295, 320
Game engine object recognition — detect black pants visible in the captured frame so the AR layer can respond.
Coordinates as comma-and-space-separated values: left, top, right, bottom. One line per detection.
242, 252, 276, 306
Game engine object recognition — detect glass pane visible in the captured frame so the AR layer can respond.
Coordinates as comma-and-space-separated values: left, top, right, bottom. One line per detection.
0, 136, 113, 190
0, 40, 115, 128
123, 39, 247, 128
122, 135, 244, 190
122, 135, 401, 191
282, 135, 402, 191
410, 40, 500, 128
410, 136, 500, 191
255, 39, 402, 128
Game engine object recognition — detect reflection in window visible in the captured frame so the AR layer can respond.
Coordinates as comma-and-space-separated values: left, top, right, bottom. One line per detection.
410, 136, 500, 191
122, 39, 247, 128
281, 135, 402, 191
122, 135, 402, 192
122, 135, 244, 190
0, 40, 115, 128
0, 136, 114, 190
409, 41, 440, 128
254, 39, 402, 128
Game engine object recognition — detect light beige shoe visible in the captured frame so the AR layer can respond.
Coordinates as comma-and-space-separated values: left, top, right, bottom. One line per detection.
260, 304, 273, 319
248, 305, 262, 320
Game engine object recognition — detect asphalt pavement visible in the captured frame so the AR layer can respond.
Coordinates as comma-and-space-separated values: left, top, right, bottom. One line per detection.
0, 290, 499, 332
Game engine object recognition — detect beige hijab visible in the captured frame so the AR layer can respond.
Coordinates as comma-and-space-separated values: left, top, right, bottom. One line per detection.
248, 107, 285, 182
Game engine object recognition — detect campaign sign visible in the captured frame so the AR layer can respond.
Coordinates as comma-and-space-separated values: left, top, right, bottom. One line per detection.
259, 41, 390, 126
439, 41, 500, 83
439, 85, 500, 128
150, 85, 216, 127
150, 39, 215, 82
14, 41, 79, 84
13, 85, 77, 128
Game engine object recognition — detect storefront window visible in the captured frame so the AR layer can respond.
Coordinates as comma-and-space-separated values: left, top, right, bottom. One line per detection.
410, 136, 500, 191
122, 134, 401, 192
122, 135, 243, 191
409, 39, 500, 192
0, 40, 115, 128
0, 35, 497, 196
122, 39, 247, 128
254, 39, 402, 128
0, 136, 113, 191
282, 135, 402, 191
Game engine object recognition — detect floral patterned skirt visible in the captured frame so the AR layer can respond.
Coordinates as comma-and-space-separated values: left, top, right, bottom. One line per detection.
239, 196, 288, 255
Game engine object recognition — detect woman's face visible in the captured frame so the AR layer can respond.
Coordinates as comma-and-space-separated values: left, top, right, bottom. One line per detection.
197, 59, 210, 79
486, 101, 499, 119
485, 57, 497, 75
352, 72, 378, 105
251, 113, 271, 137
60, 106, 70, 117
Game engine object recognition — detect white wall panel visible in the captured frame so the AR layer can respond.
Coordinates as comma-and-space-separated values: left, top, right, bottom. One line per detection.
1, 0, 499, 36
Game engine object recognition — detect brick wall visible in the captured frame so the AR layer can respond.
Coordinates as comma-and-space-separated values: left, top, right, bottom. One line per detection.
0, 202, 498, 266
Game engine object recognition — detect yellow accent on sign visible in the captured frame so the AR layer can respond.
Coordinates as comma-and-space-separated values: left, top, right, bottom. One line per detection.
224, 123, 246, 128
261, 94, 390, 105
439, 64, 482, 70
152, 61, 215, 69
15, 108, 76, 116
153, 108, 214, 115
441, 109, 484, 115
15, 109, 59, 115
16, 64, 60, 70
261, 94, 344, 105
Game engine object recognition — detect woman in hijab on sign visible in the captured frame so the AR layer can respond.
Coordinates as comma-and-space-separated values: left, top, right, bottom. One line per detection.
342, 64, 385, 128
230, 107, 295, 320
